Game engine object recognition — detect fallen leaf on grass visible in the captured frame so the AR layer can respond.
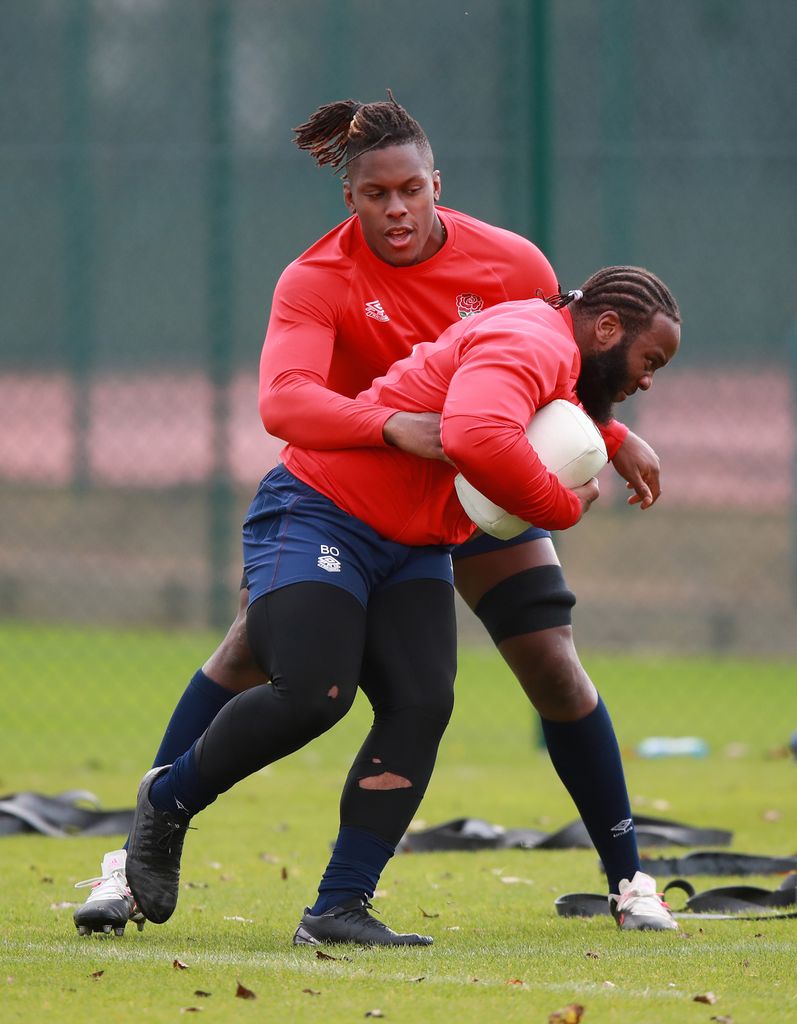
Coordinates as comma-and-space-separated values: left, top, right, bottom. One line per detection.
500, 876, 534, 885
223, 916, 254, 923
584, 950, 600, 959
173, 959, 189, 970
302, 988, 321, 996
365, 1011, 385, 1018
89, 971, 104, 980
259, 852, 280, 864
506, 978, 526, 987
313, 949, 351, 962
603, 981, 615, 988
281, 866, 289, 881
418, 907, 439, 918
762, 809, 782, 822
408, 977, 425, 983
710, 1017, 733, 1023
693, 992, 718, 1005
183, 881, 209, 890
40, 876, 54, 884
193, 991, 212, 998
235, 980, 257, 1000
180, 1009, 203, 1014
548, 1004, 585, 1023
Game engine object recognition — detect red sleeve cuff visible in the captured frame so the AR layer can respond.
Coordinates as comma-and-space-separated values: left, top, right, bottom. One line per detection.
600, 419, 629, 461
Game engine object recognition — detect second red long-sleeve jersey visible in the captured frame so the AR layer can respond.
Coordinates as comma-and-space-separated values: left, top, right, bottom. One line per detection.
285, 299, 586, 545
259, 206, 627, 460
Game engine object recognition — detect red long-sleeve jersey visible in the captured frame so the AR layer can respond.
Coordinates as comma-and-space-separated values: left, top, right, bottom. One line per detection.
260, 207, 557, 448
260, 206, 627, 458
285, 299, 586, 545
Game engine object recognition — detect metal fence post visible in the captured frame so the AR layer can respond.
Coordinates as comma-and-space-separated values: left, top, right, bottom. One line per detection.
530, 0, 552, 260
793, 318, 797, 607
206, 0, 235, 630
63, 0, 93, 491
530, 0, 552, 751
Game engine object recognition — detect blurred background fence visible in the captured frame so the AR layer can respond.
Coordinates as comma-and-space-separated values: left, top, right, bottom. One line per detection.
2, 0, 796, 779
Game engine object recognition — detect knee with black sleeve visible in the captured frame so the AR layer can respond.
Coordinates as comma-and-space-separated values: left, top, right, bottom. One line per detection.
474, 564, 576, 644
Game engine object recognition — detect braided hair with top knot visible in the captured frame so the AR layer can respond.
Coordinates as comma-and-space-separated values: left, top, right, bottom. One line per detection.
547, 266, 681, 335
293, 90, 432, 173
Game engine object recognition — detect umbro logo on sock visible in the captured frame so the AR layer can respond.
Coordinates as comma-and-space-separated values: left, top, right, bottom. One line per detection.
611, 818, 634, 837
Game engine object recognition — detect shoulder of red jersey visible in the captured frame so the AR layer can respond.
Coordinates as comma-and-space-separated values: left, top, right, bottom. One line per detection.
461, 299, 577, 379
272, 217, 361, 308
439, 206, 538, 250
438, 206, 559, 296
280, 216, 362, 280
463, 296, 574, 339
438, 207, 553, 259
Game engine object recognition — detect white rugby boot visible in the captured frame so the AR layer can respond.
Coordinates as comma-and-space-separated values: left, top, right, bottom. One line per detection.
73, 849, 145, 936
610, 871, 678, 931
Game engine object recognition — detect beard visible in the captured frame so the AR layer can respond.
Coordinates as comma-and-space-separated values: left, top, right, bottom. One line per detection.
575, 336, 633, 424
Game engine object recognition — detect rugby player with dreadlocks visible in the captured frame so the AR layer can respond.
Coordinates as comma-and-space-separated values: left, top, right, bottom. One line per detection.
74, 94, 681, 941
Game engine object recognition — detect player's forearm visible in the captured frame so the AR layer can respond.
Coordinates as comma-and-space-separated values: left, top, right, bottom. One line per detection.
260, 375, 394, 449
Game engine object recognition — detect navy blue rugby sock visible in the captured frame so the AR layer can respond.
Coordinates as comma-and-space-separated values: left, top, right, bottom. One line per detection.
123, 670, 233, 848
148, 738, 219, 817
309, 826, 395, 915
151, 669, 235, 769
541, 695, 639, 894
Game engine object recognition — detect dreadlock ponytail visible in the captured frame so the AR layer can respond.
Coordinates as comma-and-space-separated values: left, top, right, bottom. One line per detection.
293, 90, 431, 172
293, 100, 363, 170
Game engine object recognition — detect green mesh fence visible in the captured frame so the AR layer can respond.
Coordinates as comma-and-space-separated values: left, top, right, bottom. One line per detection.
1, 0, 796, 776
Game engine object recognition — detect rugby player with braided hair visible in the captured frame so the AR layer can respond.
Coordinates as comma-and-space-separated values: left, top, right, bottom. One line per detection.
74, 93, 680, 941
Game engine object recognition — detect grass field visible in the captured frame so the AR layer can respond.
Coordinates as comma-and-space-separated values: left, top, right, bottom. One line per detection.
1, 626, 796, 1022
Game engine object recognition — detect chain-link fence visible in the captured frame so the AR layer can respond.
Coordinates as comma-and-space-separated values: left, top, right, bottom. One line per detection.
2, 0, 796, 777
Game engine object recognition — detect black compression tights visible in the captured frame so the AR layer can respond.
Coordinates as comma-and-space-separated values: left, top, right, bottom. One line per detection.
192, 580, 456, 847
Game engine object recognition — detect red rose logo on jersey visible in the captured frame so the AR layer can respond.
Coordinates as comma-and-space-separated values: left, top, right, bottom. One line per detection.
456, 292, 484, 318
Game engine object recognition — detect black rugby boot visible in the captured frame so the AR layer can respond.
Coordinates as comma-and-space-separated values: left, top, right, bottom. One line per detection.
292, 895, 433, 947
126, 766, 190, 924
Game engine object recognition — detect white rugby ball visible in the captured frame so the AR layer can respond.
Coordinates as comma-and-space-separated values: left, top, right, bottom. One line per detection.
454, 399, 608, 540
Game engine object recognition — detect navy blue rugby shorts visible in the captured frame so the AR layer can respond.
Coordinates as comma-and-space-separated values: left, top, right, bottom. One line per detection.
452, 525, 551, 560
242, 464, 454, 608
